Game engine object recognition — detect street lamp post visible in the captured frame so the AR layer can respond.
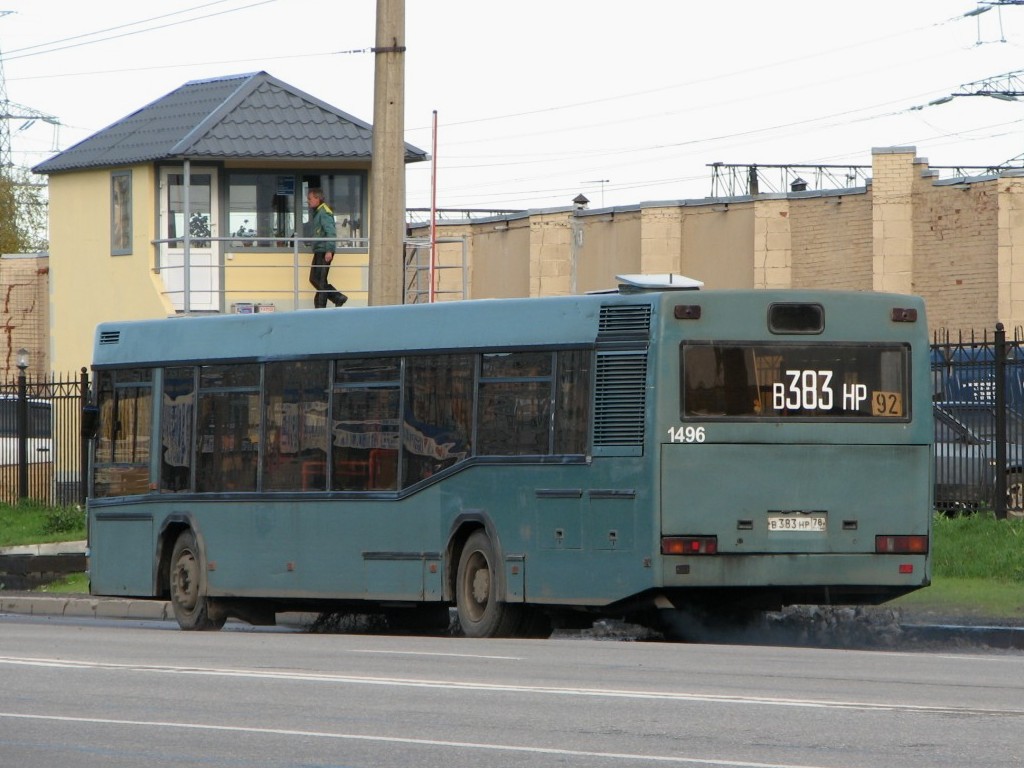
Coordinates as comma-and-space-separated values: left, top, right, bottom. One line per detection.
16, 347, 29, 501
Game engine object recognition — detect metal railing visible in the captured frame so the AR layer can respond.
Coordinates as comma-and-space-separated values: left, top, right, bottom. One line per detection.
152, 235, 369, 313
152, 234, 469, 313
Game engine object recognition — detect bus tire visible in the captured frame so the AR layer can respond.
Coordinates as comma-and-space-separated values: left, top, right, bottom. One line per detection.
455, 530, 522, 638
169, 530, 226, 631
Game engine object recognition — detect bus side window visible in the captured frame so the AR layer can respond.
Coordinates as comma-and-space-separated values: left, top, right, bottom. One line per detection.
195, 364, 260, 493
161, 366, 195, 493
402, 354, 472, 485
263, 360, 329, 492
332, 357, 401, 491
477, 351, 553, 456
93, 368, 153, 497
554, 349, 590, 455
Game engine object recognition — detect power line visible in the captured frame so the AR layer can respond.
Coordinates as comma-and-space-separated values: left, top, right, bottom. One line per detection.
0, 11, 59, 170
1, 0, 277, 62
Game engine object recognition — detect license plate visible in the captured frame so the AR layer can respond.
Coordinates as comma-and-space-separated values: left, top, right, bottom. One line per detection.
767, 513, 827, 532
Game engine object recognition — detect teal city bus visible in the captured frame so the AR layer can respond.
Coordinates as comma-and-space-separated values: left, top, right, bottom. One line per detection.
85, 278, 932, 637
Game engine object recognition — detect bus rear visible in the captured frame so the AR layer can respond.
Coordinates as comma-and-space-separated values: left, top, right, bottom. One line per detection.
653, 290, 931, 614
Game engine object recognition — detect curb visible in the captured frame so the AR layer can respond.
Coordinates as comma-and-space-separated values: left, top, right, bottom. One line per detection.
0, 594, 172, 622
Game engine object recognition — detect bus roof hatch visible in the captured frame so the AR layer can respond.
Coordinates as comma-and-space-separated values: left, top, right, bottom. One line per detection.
615, 274, 704, 293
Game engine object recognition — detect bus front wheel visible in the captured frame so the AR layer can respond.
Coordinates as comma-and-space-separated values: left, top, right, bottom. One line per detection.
455, 530, 522, 638
169, 530, 226, 631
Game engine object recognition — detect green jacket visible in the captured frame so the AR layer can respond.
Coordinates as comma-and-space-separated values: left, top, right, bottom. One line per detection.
310, 202, 337, 254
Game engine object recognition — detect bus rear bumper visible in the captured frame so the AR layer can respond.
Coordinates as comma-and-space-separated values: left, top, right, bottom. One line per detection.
656, 553, 929, 608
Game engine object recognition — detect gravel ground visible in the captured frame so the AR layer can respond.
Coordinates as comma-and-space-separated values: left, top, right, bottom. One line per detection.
310, 605, 1024, 651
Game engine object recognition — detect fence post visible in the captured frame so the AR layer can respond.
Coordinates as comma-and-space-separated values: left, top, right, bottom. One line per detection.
79, 367, 90, 506
995, 323, 1007, 520
16, 352, 28, 500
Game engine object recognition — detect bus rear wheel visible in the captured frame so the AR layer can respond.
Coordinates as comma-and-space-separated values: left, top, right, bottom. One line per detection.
456, 530, 523, 638
169, 530, 226, 631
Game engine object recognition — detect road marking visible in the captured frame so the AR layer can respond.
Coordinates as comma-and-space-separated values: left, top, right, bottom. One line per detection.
349, 649, 521, 660
0, 655, 1021, 717
0, 711, 834, 767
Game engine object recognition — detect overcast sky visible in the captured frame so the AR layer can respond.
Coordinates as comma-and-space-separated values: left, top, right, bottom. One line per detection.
6, 0, 1024, 212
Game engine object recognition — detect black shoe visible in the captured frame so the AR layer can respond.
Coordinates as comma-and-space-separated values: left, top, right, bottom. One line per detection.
333, 294, 348, 307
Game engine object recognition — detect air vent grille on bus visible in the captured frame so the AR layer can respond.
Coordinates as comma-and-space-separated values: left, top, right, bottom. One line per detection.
98, 331, 121, 345
593, 349, 648, 446
598, 304, 652, 341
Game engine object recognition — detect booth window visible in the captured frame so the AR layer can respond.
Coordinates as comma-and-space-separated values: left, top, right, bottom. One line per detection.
110, 170, 132, 255
227, 171, 367, 250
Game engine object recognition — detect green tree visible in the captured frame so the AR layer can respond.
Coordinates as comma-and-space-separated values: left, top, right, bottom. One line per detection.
0, 165, 47, 253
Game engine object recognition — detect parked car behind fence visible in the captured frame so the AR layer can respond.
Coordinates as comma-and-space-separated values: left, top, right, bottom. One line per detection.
933, 401, 1024, 515
932, 328, 1024, 517
0, 372, 88, 506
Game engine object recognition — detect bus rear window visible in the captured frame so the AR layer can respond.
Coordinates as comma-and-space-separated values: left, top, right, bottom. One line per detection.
681, 342, 910, 420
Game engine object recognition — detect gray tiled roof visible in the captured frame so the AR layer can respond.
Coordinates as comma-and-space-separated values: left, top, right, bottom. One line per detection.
33, 71, 427, 173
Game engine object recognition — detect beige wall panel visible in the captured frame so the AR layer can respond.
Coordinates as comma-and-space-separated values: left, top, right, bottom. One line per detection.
576, 212, 641, 293
469, 223, 530, 298
997, 178, 1024, 333
530, 214, 572, 296
681, 206, 754, 289
639, 206, 682, 275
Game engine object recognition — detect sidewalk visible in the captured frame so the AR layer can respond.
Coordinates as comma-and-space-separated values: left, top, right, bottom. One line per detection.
0, 540, 174, 620
0, 540, 87, 556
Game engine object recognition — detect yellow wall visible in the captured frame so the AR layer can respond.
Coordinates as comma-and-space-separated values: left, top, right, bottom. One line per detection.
49, 165, 164, 374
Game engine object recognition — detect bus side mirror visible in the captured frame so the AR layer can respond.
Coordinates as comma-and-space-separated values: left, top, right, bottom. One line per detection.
81, 405, 99, 439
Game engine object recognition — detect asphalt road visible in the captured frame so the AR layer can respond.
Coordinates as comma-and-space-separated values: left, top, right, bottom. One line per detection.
0, 614, 1022, 768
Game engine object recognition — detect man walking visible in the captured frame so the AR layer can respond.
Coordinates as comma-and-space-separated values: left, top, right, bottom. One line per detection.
307, 188, 348, 308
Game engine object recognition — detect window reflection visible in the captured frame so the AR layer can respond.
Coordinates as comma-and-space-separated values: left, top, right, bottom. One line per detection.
94, 347, 594, 497
264, 361, 329, 491
332, 357, 400, 490
161, 367, 194, 493
403, 355, 473, 484
196, 365, 260, 492
93, 369, 153, 497
478, 351, 553, 456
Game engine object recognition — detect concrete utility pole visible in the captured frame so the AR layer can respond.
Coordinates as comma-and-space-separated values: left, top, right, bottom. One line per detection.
368, 0, 406, 306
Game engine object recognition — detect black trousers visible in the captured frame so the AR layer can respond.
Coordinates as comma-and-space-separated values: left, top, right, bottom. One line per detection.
309, 252, 346, 308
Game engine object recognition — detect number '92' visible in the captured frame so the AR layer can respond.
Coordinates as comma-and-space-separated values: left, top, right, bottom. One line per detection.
668, 426, 706, 443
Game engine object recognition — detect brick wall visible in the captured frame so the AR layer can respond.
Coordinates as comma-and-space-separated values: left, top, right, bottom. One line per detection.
790, 193, 873, 290
913, 181, 998, 336
0, 254, 49, 379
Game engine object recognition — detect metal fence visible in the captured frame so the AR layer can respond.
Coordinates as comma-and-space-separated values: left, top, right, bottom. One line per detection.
931, 325, 1024, 518
0, 370, 89, 507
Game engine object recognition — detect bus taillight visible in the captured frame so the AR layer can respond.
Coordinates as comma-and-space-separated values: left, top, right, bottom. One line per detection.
661, 536, 718, 555
875, 535, 928, 554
